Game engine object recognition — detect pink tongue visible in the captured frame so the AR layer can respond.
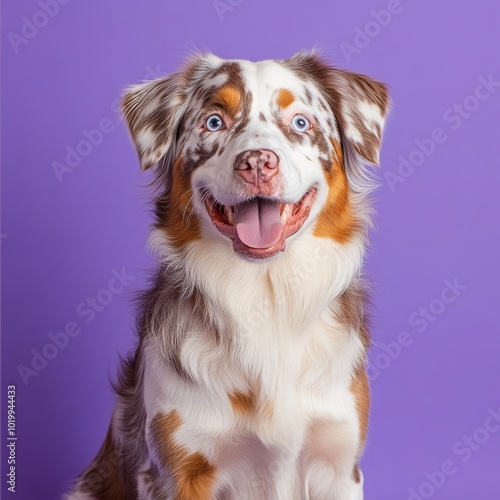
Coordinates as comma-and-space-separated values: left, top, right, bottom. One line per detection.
234, 199, 284, 249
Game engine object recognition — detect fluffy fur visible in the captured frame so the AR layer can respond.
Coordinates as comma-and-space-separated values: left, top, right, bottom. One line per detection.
68, 51, 389, 500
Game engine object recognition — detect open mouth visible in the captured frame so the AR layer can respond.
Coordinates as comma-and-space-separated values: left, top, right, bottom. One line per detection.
204, 188, 317, 259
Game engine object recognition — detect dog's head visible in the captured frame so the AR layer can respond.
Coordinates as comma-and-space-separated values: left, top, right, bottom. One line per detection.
122, 52, 389, 261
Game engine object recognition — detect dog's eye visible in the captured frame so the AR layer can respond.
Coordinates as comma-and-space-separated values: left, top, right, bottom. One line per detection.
290, 115, 311, 133
205, 114, 225, 132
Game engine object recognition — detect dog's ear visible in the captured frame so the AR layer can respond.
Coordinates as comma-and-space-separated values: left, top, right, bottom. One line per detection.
287, 52, 390, 166
121, 54, 224, 172
121, 72, 186, 171
326, 67, 390, 166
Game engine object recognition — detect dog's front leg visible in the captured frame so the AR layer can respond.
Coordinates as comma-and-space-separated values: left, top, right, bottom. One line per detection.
301, 418, 364, 500
142, 407, 228, 500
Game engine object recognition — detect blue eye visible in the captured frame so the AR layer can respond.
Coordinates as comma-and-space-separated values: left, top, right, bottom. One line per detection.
290, 115, 311, 133
205, 114, 225, 132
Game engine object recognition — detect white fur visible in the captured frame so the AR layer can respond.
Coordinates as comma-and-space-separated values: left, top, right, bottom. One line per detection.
358, 100, 384, 137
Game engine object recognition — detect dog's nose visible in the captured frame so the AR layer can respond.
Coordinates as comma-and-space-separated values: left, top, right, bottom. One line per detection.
234, 149, 279, 186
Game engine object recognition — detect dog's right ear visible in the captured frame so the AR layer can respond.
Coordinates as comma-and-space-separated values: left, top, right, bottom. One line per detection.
121, 72, 186, 171
122, 54, 224, 171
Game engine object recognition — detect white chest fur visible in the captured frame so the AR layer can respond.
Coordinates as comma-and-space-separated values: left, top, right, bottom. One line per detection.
144, 228, 365, 452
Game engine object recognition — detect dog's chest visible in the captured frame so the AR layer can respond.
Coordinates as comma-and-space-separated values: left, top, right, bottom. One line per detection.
236, 313, 362, 437
143, 308, 363, 448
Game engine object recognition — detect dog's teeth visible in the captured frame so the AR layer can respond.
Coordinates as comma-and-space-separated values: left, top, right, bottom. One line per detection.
281, 204, 291, 223
227, 207, 235, 225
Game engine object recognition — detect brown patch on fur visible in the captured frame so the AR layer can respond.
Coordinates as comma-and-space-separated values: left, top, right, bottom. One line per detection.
336, 283, 371, 351
207, 63, 252, 141
79, 425, 127, 499
150, 410, 217, 500
310, 128, 331, 167
212, 85, 241, 118
331, 140, 343, 170
229, 391, 255, 414
352, 463, 361, 483
274, 116, 305, 145
350, 368, 370, 451
276, 88, 295, 109
184, 142, 220, 173
313, 142, 358, 243
156, 157, 200, 249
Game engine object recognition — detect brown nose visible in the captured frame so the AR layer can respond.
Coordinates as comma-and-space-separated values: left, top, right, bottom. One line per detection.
234, 149, 279, 186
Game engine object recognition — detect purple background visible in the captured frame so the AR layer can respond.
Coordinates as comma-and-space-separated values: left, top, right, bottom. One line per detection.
2, 1, 500, 498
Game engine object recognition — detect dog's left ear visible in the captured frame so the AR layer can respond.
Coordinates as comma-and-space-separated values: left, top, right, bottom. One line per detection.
287, 52, 390, 165
326, 67, 390, 165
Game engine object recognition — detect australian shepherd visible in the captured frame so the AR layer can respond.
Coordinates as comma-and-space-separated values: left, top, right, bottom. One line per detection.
68, 51, 389, 500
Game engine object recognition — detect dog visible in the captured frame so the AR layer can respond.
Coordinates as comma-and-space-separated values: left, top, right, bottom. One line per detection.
68, 51, 389, 500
